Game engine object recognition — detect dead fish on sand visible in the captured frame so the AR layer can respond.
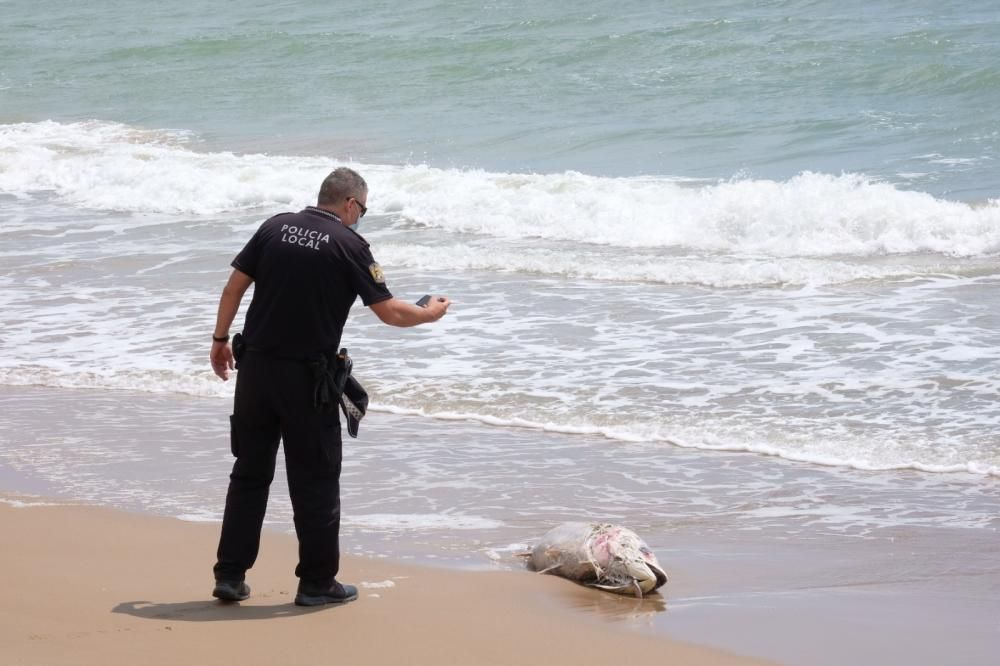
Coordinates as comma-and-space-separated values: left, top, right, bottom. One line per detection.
527, 522, 668, 597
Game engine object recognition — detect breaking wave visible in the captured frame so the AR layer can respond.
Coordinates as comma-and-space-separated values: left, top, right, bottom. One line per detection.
2, 120, 999, 259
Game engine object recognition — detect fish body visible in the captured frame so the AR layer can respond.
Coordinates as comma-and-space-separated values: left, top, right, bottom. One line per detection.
529, 522, 668, 597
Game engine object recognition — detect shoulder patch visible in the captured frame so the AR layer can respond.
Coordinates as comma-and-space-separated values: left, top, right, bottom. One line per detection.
368, 263, 385, 284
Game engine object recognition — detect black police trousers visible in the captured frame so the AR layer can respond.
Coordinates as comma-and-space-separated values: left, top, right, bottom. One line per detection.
214, 351, 343, 587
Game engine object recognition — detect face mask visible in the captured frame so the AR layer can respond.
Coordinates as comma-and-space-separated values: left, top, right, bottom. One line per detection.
350, 219, 361, 231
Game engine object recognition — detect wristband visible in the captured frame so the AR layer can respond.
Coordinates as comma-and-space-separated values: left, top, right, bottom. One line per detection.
212, 334, 230, 343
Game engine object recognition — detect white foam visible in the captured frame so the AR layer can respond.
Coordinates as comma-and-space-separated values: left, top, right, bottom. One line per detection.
0, 367, 232, 399
375, 242, 986, 287
175, 512, 223, 523
380, 167, 1000, 258
0, 120, 323, 215
343, 513, 505, 530
3, 362, 994, 479
0, 496, 65, 508
370, 405, 1000, 479
3, 120, 999, 259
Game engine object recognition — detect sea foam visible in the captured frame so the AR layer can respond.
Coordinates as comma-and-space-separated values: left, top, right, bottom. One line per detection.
2, 120, 999, 258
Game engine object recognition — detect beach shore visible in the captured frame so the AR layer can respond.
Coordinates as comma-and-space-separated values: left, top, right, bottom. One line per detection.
0, 501, 765, 666
2, 386, 999, 665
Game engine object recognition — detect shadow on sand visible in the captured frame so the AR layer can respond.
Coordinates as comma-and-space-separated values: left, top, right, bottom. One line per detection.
111, 598, 339, 622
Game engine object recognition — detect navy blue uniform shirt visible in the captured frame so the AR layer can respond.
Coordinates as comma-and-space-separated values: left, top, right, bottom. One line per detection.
232, 206, 392, 357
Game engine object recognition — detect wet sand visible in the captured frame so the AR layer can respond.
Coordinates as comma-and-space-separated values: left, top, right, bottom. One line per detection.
0, 501, 763, 666
1, 385, 999, 664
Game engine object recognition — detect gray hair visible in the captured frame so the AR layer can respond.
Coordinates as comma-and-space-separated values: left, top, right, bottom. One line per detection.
317, 167, 367, 206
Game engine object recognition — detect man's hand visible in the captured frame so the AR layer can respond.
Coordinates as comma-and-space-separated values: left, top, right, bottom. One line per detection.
211, 340, 235, 380
370, 296, 452, 327
423, 296, 450, 322
208, 269, 253, 380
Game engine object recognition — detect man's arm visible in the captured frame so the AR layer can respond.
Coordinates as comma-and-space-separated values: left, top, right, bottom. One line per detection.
210, 269, 254, 380
369, 296, 450, 327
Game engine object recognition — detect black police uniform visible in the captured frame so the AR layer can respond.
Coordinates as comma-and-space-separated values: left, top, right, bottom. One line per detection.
214, 206, 391, 588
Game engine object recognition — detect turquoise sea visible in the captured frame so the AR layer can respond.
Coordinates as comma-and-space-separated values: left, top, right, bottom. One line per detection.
4, 1, 1000, 197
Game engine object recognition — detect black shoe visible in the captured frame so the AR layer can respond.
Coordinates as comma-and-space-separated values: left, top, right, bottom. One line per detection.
294, 581, 358, 607
213, 579, 250, 602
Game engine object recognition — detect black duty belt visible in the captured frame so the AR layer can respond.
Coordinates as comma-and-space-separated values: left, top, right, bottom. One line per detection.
231, 334, 369, 438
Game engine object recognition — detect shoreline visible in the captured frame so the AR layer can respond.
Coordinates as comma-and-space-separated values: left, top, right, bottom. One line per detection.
0, 499, 765, 666
2, 385, 999, 665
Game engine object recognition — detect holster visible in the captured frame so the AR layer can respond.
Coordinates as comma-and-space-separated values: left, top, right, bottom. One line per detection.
232, 333, 246, 369
308, 348, 369, 438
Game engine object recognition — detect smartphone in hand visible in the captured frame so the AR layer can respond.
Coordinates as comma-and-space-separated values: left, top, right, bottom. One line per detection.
416, 294, 431, 307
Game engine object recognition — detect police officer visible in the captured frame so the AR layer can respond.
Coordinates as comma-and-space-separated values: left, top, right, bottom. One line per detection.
208, 167, 449, 606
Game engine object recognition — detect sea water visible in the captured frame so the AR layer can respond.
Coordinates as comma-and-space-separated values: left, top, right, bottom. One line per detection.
1, 2, 999, 524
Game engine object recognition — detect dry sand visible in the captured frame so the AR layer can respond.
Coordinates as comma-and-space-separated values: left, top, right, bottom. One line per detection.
0, 500, 769, 666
